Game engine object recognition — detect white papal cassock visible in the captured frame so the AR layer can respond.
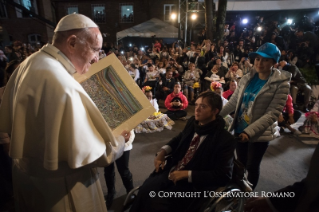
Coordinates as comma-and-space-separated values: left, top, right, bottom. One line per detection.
0, 43, 125, 212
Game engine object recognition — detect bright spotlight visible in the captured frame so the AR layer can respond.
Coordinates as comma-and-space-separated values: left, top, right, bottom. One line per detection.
170, 13, 177, 20
191, 14, 197, 20
129, 57, 133, 61
257, 27, 262, 31
287, 19, 293, 25
121, 51, 124, 54
141, 47, 144, 51
129, 43, 132, 47
242, 18, 248, 24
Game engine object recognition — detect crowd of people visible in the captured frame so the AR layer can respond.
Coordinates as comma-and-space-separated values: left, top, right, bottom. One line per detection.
0, 12, 319, 212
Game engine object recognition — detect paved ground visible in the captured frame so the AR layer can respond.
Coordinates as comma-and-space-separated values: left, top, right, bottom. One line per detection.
98, 100, 318, 212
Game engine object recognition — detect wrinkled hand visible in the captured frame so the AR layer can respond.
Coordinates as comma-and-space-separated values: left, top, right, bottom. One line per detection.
121, 130, 131, 143
154, 150, 166, 172
168, 171, 188, 184
244, 197, 272, 212
239, 133, 249, 142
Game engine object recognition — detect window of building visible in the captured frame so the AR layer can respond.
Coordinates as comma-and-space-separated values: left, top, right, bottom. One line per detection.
92, 4, 105, 23
15, 0, 38, 18
66, 6, 78, 15
28, 34, 41, 45
0, 3, 7, 18
164, 4, 176, 21
120, 3, 133, 23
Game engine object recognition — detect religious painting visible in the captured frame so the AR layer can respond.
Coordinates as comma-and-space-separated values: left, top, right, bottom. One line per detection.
74, 53, 155, 136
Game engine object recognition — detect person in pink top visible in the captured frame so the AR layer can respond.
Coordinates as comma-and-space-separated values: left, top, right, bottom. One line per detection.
278, 94, 302, 135
164, 82, 188, 120
223, 80, 237, 100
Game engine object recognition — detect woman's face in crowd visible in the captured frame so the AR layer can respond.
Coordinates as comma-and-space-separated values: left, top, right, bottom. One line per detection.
254, 55, 275, 74
229, 81, 237, 91
190, 64, 195, 71
232, 65, 238, 71
220, 46, 224, 52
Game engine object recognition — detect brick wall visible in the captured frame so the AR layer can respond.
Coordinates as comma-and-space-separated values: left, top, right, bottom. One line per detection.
53, 0, 179, 43
0, 0, 180, 45
0, 0, 54, 45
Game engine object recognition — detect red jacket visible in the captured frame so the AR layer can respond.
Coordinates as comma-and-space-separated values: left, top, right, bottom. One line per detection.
283, 94, 294, 114
165, 91, 188, 111
223, 89, 234, 100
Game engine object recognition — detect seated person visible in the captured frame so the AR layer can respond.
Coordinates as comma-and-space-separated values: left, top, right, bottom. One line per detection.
239, 57, 253, 75
279, 60, 312, 112
164, 82, 188, 120
223, 80, 237, 100
135, 86, 174, 134
210, 82, 228, 107
143, 63, 159, 94
225, 62, 243, 82
204, 65, 226, 89
157, 61, 166, 78
143, 86, 159, 112
183, 63, 200, 102
130, 92, 236, 212
156, 68, 175, 100
278, 94, 302, 135
128, 63, 140, 83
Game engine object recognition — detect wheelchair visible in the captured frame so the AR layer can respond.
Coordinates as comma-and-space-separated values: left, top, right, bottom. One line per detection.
122, 156, 248, 212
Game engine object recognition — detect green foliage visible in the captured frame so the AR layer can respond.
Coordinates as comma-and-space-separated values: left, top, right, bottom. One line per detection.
299, 66, 318, 86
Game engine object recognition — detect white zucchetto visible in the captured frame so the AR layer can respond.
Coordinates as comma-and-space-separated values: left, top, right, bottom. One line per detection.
54, 13, 98, 32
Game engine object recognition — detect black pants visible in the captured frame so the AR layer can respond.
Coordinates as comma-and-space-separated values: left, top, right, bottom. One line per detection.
164, 110, 187, 120
104, 151, 133, 194
278, 110, 302, 127
0, 144, 13, 206
236, 141, 269, 190
130, 169, 209, 212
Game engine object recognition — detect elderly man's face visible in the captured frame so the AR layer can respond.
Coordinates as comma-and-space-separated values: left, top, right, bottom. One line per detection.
73, 28, 102, 74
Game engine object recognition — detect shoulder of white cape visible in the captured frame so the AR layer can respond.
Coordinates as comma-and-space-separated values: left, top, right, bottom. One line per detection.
9, 50, 118, 145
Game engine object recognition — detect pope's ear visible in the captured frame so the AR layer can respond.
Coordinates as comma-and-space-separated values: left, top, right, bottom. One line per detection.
66, 35, 77, 53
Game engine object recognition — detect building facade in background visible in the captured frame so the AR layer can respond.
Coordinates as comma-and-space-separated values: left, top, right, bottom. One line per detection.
0, 0, 180, 46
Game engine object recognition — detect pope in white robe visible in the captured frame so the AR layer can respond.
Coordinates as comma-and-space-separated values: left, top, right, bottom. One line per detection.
0, 14, 128, 212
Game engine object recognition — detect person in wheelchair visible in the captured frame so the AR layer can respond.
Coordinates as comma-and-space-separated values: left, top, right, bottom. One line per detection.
130, 92, 236, 212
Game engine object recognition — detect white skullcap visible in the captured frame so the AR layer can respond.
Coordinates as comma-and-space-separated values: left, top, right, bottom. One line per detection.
54, 13, 98, 32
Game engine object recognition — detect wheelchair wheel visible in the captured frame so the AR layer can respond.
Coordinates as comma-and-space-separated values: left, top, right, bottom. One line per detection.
122, 186, 140, 211
201, 186, 245, 212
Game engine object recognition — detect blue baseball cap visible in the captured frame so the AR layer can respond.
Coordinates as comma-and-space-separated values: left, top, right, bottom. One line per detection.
248, 42, 281, 63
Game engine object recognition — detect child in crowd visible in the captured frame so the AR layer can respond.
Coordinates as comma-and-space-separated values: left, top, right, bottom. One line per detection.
135, 86, 174, 133
157, 62, 166, 78
104, 129, 135, 208
183, 62, 200, 103
210, 81, 233, 129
